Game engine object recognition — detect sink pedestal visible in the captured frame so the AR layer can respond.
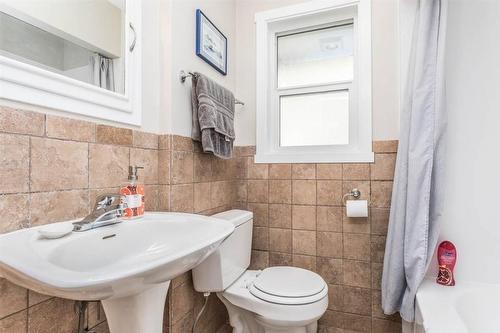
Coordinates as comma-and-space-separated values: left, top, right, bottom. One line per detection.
101, 281, 170, 333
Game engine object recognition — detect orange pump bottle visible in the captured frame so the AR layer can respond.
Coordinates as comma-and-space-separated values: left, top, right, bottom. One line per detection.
120, 166, 145, 218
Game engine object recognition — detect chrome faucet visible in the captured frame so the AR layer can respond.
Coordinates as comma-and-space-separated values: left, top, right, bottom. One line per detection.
72, 194, 127, 232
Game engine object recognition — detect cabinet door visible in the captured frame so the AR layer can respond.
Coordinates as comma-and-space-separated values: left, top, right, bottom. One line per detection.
0, 0, 142, 125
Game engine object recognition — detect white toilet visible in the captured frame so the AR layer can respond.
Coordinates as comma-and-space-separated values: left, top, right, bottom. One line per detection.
192, 210, 328, 333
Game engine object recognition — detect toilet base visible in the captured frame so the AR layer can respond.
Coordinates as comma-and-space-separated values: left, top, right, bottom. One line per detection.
218, 294, 319, 333
257, 317, 317, 333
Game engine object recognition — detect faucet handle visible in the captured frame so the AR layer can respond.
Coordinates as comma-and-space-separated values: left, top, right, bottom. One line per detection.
94, 194, 122, 211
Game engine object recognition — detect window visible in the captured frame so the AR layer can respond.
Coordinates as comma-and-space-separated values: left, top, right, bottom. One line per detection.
255, 0, 373, 163
277, 24, 353, 88
280, 90, 349, 147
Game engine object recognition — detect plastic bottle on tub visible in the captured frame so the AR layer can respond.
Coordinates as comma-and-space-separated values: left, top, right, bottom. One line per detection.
436, 241, 457, 286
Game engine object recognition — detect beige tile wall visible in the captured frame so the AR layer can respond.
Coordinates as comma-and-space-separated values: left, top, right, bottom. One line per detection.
163, 133, 247, 333
0, 106, 234, 333
0, 105, 401, 333
232, 143, 402, 333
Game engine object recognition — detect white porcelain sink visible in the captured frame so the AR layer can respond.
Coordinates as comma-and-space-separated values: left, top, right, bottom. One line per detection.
0, 212, 234, 333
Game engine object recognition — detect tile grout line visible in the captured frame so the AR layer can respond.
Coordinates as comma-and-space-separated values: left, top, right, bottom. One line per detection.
26, 135, 32, 231
87, 142, 91, 214
2, 123, 396, 331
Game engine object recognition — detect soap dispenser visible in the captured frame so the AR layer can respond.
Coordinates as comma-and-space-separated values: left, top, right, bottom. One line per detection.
120, 166, 145, 218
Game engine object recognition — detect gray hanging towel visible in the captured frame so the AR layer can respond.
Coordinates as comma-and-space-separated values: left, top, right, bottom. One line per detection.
191, 72, 235, 159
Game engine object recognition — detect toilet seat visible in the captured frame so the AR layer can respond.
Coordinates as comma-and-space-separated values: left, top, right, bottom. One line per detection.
249, 267, 327, 305
219, 269, 328, 326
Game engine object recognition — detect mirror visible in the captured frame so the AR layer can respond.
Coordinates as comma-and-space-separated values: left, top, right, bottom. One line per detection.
0, 0, 125, 94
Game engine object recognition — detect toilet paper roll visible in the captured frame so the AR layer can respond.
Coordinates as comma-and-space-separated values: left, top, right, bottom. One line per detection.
346, 200, 368, 217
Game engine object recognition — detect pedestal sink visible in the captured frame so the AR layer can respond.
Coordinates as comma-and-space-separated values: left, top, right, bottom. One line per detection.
0, 212, 234, 333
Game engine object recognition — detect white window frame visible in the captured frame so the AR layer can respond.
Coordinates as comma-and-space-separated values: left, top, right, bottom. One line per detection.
255, 0, 373, 163
0, 0, 142, 126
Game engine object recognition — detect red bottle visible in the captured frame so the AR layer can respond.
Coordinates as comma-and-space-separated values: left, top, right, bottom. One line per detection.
436, 241, 457, 286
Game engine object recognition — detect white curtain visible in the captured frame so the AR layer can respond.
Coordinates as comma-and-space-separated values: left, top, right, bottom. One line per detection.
382, 0, 448, 323
90, 53, 115, 92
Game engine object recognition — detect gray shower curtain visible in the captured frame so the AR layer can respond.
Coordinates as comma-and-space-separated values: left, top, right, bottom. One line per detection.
90, 53, 115, 92
382, 0, 448, 322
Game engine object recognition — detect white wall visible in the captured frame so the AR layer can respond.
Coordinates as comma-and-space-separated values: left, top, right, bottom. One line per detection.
140, 0, 163, 134
431, 0, 500, 284
233, 0, 400, 145
371, 0, 400, 141
0, 0, 401, 139
168, 0, 236, 137
158, 0, 173, 135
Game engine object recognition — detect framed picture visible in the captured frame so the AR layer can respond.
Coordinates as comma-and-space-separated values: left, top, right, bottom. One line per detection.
196, 9, 227, 75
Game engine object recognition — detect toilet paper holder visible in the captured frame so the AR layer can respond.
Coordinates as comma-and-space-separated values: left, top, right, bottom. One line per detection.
342, 188, 361, 206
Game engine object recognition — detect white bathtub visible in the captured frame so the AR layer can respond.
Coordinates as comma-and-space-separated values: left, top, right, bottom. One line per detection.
415, 278, 500, 333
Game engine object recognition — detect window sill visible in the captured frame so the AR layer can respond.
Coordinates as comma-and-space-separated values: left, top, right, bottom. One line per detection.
254, 151, 374, 164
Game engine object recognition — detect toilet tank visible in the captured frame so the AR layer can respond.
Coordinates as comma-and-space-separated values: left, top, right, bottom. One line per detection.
192, 210, 253, 292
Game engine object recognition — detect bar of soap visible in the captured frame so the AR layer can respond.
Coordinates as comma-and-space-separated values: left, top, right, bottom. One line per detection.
38, 223, 73, 239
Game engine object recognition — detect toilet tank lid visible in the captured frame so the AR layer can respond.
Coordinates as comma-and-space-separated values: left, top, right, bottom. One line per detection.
212, 210, 253, 227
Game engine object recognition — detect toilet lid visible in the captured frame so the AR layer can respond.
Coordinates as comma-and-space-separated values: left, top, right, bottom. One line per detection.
249, 267, 327, 305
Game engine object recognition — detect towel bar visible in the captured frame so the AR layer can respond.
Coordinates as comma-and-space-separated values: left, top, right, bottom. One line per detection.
179, 70, 245, 105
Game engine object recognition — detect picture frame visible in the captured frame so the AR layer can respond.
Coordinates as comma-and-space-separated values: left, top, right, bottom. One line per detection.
195, 9, 227, 75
